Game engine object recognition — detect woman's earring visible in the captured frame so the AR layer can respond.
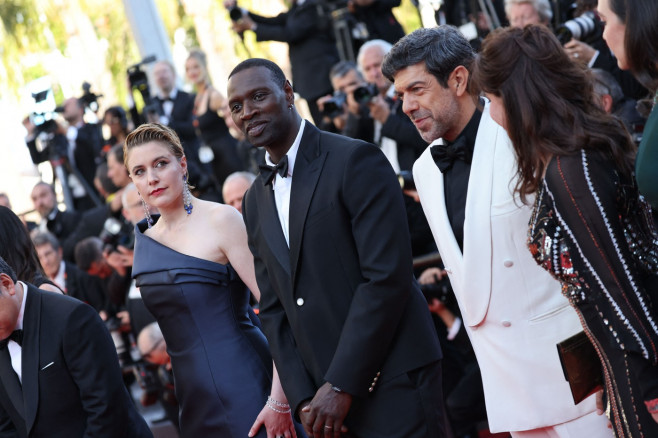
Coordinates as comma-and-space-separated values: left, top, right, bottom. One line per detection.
140, 194, 154, 228
183, 175, 193, 215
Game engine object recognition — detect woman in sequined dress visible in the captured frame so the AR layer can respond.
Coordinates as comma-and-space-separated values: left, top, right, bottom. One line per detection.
474, 25, 658, 438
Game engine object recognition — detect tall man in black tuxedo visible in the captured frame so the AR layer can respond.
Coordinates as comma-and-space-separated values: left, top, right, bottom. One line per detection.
228, 58, 446, 438
0, 257, 152, 438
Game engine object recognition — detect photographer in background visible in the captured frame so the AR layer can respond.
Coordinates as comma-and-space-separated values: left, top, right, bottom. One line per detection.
348, 0, 405, 45
350, 39, 427, 173
225, 0, 340, 124
504, 0, 647, 100
24, 97, 102, 212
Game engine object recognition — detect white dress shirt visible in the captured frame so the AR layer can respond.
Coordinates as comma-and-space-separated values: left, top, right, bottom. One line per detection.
265, 119, 306, 248
8, 281, 28, 382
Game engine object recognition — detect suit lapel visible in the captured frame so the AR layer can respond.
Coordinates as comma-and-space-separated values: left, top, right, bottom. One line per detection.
253, 176, 292, 277
288, 124, 327, 288
461, 106, 498, 327
21, 285, 40, 434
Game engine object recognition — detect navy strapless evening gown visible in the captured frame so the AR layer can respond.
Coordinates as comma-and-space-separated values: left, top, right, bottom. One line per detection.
132, 218, 272, 437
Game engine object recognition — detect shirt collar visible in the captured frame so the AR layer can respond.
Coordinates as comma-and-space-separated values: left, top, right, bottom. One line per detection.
159, 87, 178, 101
16, 281, 27, 331
265, 119, 306, 180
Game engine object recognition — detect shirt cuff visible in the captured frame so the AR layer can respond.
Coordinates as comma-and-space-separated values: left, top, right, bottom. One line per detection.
447, 317, 462, 341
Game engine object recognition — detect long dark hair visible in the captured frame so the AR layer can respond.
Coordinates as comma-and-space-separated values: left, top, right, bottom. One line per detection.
610, 0, 658, 92
473, 25, 635, 201
0, 206, 47, 284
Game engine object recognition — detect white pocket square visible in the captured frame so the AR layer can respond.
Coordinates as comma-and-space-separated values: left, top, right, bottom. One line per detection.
40, 362, 54, 371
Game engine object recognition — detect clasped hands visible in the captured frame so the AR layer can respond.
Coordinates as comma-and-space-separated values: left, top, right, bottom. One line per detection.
299, 382, 352, 437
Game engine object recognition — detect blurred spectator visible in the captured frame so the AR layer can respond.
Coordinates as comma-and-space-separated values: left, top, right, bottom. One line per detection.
138, 322, 171, 370
227, 0, 340, 124
504, 0, 552, 27
0, 193, 10, 208
33, 231, 107, 315
591, 68, 645, 135
221, 171, 256, 213
186, 49, 243, 194
353, 39, 427, 172
102, 106, 130, 155
31, 181, 80, 244
149, 60, 212, 197
24, 97, 102, 211
348, 0, 405, 45
0, 206, 62, 293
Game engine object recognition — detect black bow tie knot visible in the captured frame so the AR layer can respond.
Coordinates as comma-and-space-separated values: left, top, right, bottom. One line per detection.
0, 330, 23, 349
259, 156, 289, 186
430, 136, 472, 173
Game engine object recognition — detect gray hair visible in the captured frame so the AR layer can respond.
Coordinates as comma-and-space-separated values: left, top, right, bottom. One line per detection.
329, 61, 363, 82
382, 26, 475, 89
504, 0, 553, 23
223, 171, 256, 188
357, 39, 393, 71
32, 231, 61, 251
591, 68, 624, 112
121, 183, 138, 208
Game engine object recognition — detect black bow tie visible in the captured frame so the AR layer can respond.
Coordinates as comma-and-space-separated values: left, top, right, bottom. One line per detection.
259, 155, 289, 186
430, 136, 472, 173
0, 330, 23, 349
159, 96, 173, 103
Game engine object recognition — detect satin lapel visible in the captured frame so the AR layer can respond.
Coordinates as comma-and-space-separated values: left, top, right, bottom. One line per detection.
253, 181, 292, 277
461, 106, 498, 327
413, 146, 463, 290
21, 285, 40, 434
288, 125, 327, 288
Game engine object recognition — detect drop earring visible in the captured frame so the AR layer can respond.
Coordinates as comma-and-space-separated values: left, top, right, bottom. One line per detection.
140, 194, 154, 228
183, 175, 193, 215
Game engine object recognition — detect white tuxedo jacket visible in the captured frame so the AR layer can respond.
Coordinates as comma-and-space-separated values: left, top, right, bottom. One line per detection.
413, 104, 595, 432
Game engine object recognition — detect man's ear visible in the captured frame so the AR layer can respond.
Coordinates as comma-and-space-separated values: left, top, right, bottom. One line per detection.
600, 94, 614, 114
284, 80, 295, 106
0, 273, 16, 297
450, 65, 470, 98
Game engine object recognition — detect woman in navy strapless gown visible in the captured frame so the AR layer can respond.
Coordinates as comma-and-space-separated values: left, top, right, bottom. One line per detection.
125, 123, 301, 438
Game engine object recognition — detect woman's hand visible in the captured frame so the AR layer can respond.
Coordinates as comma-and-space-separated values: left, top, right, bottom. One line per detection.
248, 401, 297, 438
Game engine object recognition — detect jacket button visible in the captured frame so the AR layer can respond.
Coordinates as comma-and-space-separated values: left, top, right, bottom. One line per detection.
296, 298, 304, 306
502, 320, 511, 327
503, 260, 514, 267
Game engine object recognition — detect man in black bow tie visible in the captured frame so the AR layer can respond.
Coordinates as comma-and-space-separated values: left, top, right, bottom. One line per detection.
229, 58, 446, 438
382, 26, 610, 437
0, 257, 153, 438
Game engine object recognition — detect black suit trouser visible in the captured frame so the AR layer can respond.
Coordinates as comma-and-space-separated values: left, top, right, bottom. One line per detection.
344, 360, 448, 438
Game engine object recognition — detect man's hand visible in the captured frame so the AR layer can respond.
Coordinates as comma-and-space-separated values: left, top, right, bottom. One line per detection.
22, 116, 36, 139
368, 95, 391, 124
300, 383, 351, 437
564, 39, 596, 66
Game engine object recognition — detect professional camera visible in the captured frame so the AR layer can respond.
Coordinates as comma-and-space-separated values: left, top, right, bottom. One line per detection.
398, 170, 415, 191
79, 81, 103, 113
105, 317, 132, 367
322, 91, 346, 118
555, 11, 599, 45
420, 279, 454, 307
27, 78, 59, 137
100, 217, 135, 252
228, 3, 244, 21
127, 55, 159, 116
352, 83, 379, 105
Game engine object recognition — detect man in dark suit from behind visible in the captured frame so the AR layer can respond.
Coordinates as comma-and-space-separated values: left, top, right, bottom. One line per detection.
0, 256, 152, 438
230, 58, 446, 438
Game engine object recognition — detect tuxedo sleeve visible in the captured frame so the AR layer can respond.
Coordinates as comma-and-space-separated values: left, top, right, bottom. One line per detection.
0, 405, 17, 438
168, 96, 197, 139
242, 195, 317, 419
324, 143, 414, 396
251, 5, 321, 44
62, 303, 136, 437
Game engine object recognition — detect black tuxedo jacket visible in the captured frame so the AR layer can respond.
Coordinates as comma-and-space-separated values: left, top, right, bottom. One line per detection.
0, 285, 152, 438
250, 0, 339, 101
242, 123, 441, 418
44, 209, 81, 244
155, 90, 200, 163
64, 262, 107, 313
